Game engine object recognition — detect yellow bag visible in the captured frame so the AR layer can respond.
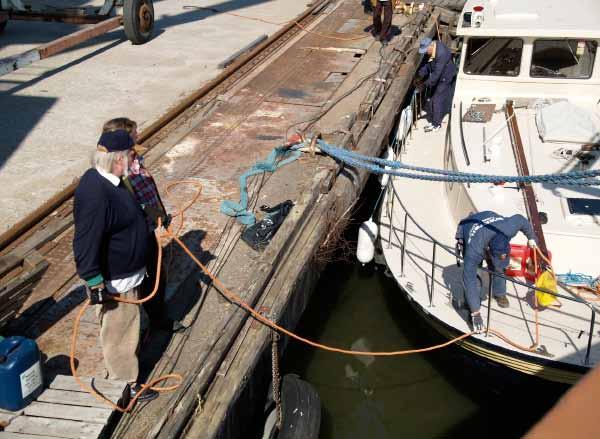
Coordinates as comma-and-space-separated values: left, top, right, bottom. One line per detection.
535, 270, 559, 307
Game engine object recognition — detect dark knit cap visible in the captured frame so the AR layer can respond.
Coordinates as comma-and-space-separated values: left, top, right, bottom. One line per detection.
97, 130, 134, 152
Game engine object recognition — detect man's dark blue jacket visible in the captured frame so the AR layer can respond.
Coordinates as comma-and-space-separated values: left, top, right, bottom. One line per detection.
456, 211, 536, 312
418, 40, 457, 87
73, 168, 149, 284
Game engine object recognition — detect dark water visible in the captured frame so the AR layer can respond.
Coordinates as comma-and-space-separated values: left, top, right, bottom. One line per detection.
282, 183, 567, 439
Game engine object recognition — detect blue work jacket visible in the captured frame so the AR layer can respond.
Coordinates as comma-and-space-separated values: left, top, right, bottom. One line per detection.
418, 40, 457, 88
456, 211, 536, 260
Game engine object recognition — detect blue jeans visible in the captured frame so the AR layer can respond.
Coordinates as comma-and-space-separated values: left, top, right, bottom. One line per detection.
462, 253, 509, 312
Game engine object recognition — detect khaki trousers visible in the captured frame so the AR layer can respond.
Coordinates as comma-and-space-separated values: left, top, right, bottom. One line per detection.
96, 287, 140, 383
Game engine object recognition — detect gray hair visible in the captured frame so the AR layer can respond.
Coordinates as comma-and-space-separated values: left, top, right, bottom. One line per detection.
91, 149, 129, 176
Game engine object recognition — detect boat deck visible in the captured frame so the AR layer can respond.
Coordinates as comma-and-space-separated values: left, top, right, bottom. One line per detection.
451, 98, 600, 273
379, 117, 600, 383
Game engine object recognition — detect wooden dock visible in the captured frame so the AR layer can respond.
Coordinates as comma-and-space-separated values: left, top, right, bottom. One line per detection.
0, 375, 127, 439
0, 0, 454, 437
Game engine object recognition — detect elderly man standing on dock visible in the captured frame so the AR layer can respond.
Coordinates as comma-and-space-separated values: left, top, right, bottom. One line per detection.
73, 130, 159, 403
415, 37, 457, 132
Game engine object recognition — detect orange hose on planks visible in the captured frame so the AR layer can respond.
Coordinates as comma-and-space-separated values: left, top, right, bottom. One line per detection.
166, 227, 474, 356
70, 222, 182, 413
70, 180, 203, 411
71, 180, 556, 411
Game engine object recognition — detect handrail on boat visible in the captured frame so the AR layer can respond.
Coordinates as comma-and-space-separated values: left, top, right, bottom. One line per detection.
384, 178, 597, 365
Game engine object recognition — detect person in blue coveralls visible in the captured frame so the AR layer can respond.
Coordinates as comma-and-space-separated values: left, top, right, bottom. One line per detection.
455, 211, 537, 332
415, 37, 457, 132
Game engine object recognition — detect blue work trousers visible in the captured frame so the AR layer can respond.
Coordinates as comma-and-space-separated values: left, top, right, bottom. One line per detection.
462, 253, 508, 312
426, 79, 455, 126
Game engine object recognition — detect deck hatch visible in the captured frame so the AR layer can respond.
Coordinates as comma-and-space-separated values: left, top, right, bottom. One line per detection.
567, 198, 600, 215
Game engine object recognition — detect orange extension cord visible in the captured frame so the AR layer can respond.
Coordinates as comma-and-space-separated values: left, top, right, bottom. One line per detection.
181, 6, 371, 42
70, 181, 553, 411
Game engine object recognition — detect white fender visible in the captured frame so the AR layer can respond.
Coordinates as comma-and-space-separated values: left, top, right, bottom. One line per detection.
356, 219, 378, 265
380, 147, 394, 188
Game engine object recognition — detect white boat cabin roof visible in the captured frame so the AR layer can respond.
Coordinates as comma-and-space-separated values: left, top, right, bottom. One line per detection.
457, 0, 600, 39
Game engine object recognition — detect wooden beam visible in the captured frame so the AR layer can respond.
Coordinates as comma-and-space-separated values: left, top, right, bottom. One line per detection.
0, 17, 122, 77
505, 101, 548, 256
0, 216, 71, 278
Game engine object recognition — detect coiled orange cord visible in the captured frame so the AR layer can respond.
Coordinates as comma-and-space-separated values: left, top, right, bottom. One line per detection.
71, 181, 553, 412
70, 222, 182, 412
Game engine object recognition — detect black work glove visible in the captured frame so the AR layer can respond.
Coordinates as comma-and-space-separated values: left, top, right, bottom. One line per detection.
471, 311, 484, 333
87, 284, 114, 305
162, 213, 172, 230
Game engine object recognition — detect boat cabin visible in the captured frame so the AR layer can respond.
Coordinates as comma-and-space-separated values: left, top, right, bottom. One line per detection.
448, 0, 600, 275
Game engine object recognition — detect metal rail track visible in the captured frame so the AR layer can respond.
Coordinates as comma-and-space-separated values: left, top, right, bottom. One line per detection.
0, 0, 331, 255
0, 0, 332, 330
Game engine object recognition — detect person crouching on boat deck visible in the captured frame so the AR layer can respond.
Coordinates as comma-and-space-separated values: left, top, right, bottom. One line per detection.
414, 37, 457, 132
73, 129, 159, 403
455, 211, 537, 333
372, 0, 393, 42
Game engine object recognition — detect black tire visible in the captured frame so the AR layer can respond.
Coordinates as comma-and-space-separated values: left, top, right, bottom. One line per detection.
278, 375, 321, 439
0, 19, 7, 34
123, 0, 154, 45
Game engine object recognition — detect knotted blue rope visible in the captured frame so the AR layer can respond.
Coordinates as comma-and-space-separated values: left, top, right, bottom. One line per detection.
556, 273, 597, 287
316, 140, 600, 186
220, 146, 301, 225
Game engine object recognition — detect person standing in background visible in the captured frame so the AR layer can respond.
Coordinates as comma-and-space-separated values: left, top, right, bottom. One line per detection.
372, 0, 393, 42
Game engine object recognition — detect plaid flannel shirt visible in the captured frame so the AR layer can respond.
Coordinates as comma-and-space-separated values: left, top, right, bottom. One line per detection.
127, 171, 162, 211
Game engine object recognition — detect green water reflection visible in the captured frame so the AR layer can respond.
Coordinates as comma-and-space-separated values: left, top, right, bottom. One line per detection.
282, 260, 565, 438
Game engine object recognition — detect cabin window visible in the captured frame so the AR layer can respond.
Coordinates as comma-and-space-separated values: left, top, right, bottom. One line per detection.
567, 198, 600, 216
463, 38, 523, 76
531, 39, 597, 79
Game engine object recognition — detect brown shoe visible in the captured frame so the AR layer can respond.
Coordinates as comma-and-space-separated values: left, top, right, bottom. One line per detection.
494, 295, 510, 308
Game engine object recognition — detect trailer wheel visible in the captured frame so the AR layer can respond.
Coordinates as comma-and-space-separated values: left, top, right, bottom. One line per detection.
123, 0, 154, 45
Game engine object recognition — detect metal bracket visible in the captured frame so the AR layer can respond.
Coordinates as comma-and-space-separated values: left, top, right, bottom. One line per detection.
250, 306, 271, 330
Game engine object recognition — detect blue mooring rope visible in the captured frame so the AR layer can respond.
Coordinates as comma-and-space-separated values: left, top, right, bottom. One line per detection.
315, 140, 600, 186
220, 138, 599, 225
220, 146, 301, 225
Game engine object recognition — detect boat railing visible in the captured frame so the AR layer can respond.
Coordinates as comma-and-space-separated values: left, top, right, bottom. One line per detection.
384, 177, 597, 365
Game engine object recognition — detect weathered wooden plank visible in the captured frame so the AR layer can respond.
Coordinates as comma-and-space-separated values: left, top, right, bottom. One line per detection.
48, 375, 127, 398
0, 432, 60, 439
186, 12, 442, 437
0, 408, 23, 428
0, 216, 71, 278
5, 416, 104, 439
0, 259, 47, 304
0, 252, 48, 330
37, 389, 119, 409
150, 169, 329, 439
24, 402, 112, 424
